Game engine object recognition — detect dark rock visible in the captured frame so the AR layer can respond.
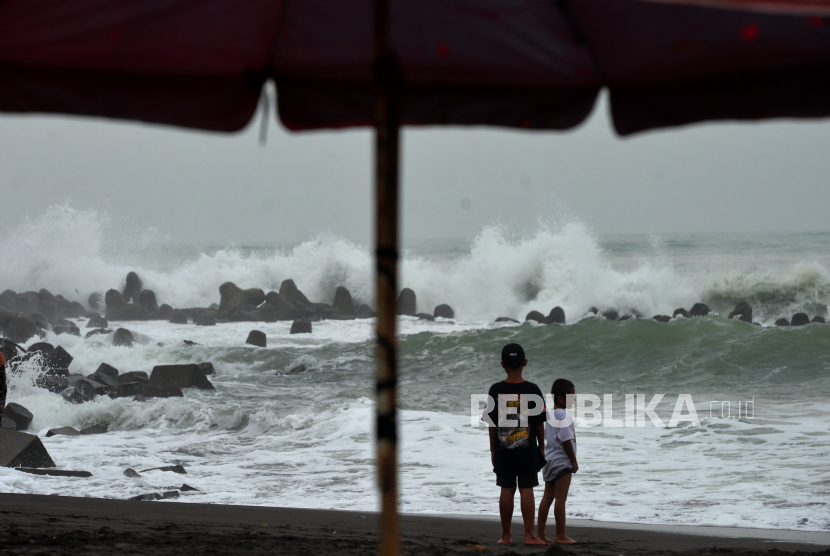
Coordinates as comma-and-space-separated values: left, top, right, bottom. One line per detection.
1, 403, 33, 431
180, 484, 199, 492
50, 346, 73, 369
290, 318, 312, 334
602, 310, 619, 321
67, 375, 108, 396
263, 292, 301, 320
16, 468, 92, 477
236, 304, 258, 314
57, 307, 78, 321
588, 306, 599, 315
245, 330, 267, 347
673, 308, 689, 318
28, 312, 49, 330
141, 385, 184, 398
36, 373, 69, 394
113, 328, 134, 347
169, 311, 188, 324
0, 291, 16, 311
279, 279, 312, 310
791, 313, 810, 326
218, 282, 266, 314
61, 384, 96, 404
88, 292, 102, 312
28, 342, 55, 359
689, 303, 710, 317
88, 366, 120, 392
124, 468, 141, 477
86, 314, 108, 328
161, 490, 180, 499
775, 318, 791, 327
194, 314, 216, 326
0, 429, 56, 468
85, 328, 112, 339
259, 303, 278, 322
434, 304, 455, 319
149, 364, 215, 391
46, 426, 82, 437
546, 306, 565, 325
812, 316, 826, 324
396, 288, 417, 316
182, 340, 200, 347
157, 304, 174, 319
197, 362, 215, 376
230, 310, 260, 322
416, 313, 435, 321
332, 286, 356, 314
139, 290, 159, 314
80, 424, 108, 435
494, 317, 520, 324
67, 301, 86, 318
123, 271, 143, 303
525, 311, 546, 324
39, 301, 57, 321
116, 382, 144, 398
53, 319, 81, 336
653, 315, 671, 323
356, 304, 375, 318
6, 316, 39, 343
141, 464, 186, 474
0, 308, 16, 331
119, 371, 148, 383
105, 289, 147, 321
93, 362, 120, 381
728, 302, 753, 323
17, 292, 41, 316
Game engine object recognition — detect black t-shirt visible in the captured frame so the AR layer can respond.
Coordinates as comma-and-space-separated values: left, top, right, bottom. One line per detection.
486, 380, 546, 476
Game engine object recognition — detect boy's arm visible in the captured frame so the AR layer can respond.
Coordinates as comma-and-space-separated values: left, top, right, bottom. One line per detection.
562, 439, 579, 473
536, 422, 546, 460
488, 426, 498, 467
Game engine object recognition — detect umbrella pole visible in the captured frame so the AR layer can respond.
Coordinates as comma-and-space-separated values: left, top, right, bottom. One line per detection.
373, 0, 400, 555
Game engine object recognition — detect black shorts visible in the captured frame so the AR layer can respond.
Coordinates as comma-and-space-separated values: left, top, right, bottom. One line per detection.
496, 473, 539, 489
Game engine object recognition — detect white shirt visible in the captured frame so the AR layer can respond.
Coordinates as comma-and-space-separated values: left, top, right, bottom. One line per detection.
544, 408, 576, 473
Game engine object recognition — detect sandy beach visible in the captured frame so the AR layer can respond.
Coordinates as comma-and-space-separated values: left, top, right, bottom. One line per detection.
1, 493, 828, 555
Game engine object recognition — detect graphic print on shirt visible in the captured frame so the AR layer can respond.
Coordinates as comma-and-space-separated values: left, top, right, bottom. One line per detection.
497, 397, 530, 450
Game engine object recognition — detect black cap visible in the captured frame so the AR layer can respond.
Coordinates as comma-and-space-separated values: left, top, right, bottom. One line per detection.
501, 343, 525, 369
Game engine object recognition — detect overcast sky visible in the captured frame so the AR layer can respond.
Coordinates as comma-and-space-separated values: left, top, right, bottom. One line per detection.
1, 92, 828, 246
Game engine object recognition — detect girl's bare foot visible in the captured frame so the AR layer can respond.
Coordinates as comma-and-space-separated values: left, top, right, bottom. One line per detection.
524, 534, 549, 546
496, 535, 511, 545
540, 535, 555, 543
554, 535, 576, 544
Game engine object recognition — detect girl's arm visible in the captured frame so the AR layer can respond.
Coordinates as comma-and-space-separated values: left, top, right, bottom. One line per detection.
562, 439, 578, 473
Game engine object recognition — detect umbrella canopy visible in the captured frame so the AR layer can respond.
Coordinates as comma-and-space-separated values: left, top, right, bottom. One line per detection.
2, 0, 829, 135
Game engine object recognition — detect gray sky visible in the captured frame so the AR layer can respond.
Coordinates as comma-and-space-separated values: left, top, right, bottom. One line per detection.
1, 93, 828, 245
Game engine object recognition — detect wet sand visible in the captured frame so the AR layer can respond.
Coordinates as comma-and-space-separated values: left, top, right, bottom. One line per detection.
1, 493, 828, 555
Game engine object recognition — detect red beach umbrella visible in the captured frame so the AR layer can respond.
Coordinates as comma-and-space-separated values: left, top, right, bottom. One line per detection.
2, 1, 829, 554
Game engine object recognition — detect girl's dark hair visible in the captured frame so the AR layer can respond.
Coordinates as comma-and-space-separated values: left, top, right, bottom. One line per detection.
551, 378, 575, 404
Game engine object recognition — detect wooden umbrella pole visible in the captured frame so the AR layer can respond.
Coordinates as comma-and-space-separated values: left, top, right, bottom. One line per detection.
373, 0, 401, 555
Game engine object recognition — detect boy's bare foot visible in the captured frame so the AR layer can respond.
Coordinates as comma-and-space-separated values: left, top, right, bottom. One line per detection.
539, 535, 555, 543
554, 535, 576, 544
496, 535, 511, 545
524, 534, 549, 546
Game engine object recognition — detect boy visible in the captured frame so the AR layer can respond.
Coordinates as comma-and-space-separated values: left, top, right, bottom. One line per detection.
537, 378, 578, 544
485, 343, 547, 546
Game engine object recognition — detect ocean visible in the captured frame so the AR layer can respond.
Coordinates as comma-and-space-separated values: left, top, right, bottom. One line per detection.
1, 205, 829, 532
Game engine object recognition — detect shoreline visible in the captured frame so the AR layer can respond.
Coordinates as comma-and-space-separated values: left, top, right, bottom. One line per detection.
1, 493, 828, 555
